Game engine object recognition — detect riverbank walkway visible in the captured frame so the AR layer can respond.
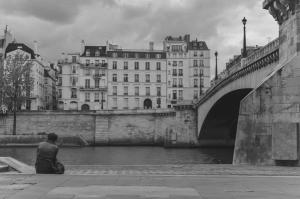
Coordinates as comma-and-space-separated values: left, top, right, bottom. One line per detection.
1, 164, 300, 198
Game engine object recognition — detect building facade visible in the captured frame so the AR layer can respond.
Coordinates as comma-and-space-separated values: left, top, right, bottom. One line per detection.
4, 42, 57, 110
163, 34, 210, 107
57, 34, 210, 110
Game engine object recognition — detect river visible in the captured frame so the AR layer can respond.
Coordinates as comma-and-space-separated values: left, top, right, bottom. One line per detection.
0, 146, 234, 165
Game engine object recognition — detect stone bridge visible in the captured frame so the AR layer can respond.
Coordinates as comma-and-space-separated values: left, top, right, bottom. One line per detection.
195, 0, 300, 166
195, 38, 279, 144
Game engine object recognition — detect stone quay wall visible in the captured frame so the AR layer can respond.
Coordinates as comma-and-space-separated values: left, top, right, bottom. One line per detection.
0, 108, 198, 147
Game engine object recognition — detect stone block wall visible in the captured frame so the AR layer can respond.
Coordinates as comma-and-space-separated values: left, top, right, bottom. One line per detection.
233, 57, 300, 165
0, 109, 198, 147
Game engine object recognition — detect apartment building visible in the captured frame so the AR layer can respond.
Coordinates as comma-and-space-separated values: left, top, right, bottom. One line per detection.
163, 34, 210, 107
107, 43, 167, 110
4, 42, 57, 110
57, 41, 108, 111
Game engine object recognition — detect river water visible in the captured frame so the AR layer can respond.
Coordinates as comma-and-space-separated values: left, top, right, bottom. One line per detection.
0, 147, 234, 166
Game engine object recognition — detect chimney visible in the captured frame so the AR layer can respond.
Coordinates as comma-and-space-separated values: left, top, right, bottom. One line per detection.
149, 41, 154, 51
80, 40, 85, 55
33, 40, 38, 55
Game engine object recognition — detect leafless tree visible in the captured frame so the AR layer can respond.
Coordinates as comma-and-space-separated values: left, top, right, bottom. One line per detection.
1, 52, 33, 135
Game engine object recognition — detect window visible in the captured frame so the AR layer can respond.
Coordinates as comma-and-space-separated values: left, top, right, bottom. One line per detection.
112, 52, 117, 58
194, 51, 197, 57
72, 65, 76, 74
193, 60, 197, 67
157, 87, 161, 96
113, 86, 117, 95
146, 74, 150, 82
172, 69, 177, 76
85, 92, 90, 102
145, 62, 150, 70
113, 98, 117, 109
172, 61, 177, 66
86, 50, 90, 57
94, 93, 100, 102
194, 68, 198, 76
70, 77, 76, 86
86, 59, 90, 66
173, 78, 177, 87
179, 61, 183, 67
134, 74, 139, 82
112, 74, 117, 82
156, 62, 161, 70
85, 79, 90, 88
95, 60, 100, 66
156, 54, 161, 59
134, 62, 139, 70
156, 74, 161, 83
194, 79, 198, 87
95, 50, 100, 57
134, 87, 139, 96
168, 81, 171, 86
124, 86, 128, 96
124, 74, 128, 82
124, 61, 128, 70
200, 69, 204, 76
124, 98, 129, 109
146, 87, 150, 96
178, 69, 183, 76
58, 77, 62, 86
124, 53, 129, 58
172, 90, 177, 100
179, 90, 183, 100
95, 79, 99, 88
72, 56, 76, 63
194, 90, 198, 99
171, 45, 182, 52
145, 53, 150, 59
179, 78, 183, 87
135, 53, 139, 58
199, 60, 204, 66
58, 89, 62, 98
156, 98, 161, 108
200, 78, 204, 86
113, 61, 117, 69
85, 69, 90, 75
135, 98, 140, 108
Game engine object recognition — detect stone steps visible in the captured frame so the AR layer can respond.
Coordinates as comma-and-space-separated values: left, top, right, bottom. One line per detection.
95, 118, 109, 144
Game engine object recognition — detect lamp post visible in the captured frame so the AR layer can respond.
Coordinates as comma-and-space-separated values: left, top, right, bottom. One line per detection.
101, 91, 104, 110
215, 51, 218, 80
242, 17, 247, 58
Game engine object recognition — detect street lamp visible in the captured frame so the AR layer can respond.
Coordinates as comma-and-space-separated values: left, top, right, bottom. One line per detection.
242, 17, 247, 58
215, 51, 218, 80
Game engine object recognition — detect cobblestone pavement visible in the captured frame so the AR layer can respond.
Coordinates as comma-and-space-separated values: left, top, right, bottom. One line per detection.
2, 164, 300, 199
65, 164, 300, 176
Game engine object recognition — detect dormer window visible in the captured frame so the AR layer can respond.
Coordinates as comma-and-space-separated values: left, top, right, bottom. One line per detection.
112, 52, 117, 58
155, 54, 161, 59
124, 53, 129, 58
145, 53, 150, 59
86, 49, 90, 56
135, 53, 139, 58
95, 50, 100, 57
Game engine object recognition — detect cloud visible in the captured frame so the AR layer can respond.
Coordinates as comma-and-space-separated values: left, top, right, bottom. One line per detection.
0, 0, 279, 78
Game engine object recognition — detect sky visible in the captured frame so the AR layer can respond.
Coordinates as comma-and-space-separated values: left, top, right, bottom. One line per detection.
0, 0, 278, 78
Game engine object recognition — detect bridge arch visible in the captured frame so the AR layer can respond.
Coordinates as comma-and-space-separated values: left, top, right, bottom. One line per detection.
199, 89, 252, 143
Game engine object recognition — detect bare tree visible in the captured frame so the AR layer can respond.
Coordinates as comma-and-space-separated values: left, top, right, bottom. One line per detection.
1, 52, 33, 135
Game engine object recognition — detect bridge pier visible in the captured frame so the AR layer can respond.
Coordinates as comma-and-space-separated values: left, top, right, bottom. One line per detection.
233, 0, 300, 165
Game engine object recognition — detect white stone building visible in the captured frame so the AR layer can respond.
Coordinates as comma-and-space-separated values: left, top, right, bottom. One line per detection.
163, 34, 210, 107
4, 42, 57, 110
107, 43, 167, 110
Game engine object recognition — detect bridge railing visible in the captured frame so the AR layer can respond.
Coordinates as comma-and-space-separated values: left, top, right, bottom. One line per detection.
196, 38, 279, 106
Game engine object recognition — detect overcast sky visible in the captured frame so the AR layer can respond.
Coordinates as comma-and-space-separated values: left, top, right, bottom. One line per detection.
0, 0, 278, 78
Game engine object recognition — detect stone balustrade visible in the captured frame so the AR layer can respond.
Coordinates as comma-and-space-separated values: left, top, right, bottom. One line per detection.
195, 38, 279, 107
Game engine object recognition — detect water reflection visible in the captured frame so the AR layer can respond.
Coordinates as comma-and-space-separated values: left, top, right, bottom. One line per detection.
0, 146, 233, 165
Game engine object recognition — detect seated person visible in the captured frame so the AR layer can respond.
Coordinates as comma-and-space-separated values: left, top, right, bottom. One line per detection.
35, 133, 64, 174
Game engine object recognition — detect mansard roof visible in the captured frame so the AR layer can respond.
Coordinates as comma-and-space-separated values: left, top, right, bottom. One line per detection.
107, 49, 166, 59
5, 42, 35, 59
188, 41, 209, 50
81, 46, 107, 57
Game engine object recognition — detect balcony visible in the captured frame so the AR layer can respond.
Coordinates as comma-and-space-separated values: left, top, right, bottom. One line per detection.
79, 86, 107, 91
81, 63, 108, 69
172, 84, 177, 87
93, 74, 104, 79
172, 73, 177, 76
71, 95, 77, 99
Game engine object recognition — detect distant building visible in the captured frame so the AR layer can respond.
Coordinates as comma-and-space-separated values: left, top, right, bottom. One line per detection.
57, 34, 210, 110
163, 34, 210, 107
4, 42, 57, 110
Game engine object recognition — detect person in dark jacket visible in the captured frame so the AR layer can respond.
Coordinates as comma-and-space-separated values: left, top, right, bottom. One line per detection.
35, 133, 63, 174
